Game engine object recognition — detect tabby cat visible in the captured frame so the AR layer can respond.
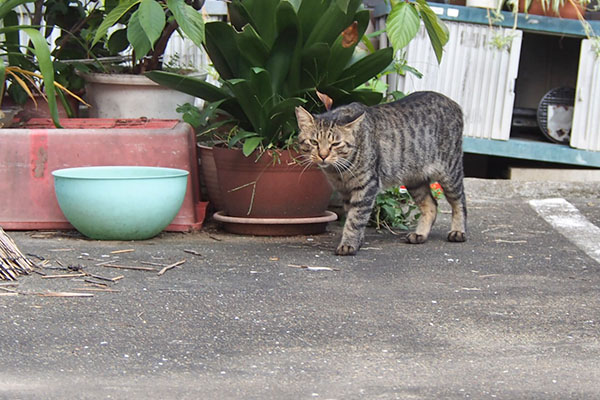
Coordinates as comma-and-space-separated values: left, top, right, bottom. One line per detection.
295, 91, 467, 256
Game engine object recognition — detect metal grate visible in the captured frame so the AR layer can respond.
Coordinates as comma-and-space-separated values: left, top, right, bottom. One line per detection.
537, 87, 575, 144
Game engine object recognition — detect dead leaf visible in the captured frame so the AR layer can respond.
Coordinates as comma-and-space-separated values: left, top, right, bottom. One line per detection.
341, 21, 359, 48
316, 90, 333, 111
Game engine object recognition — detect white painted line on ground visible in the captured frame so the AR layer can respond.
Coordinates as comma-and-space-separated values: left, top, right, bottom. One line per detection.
529, 198, 600, 264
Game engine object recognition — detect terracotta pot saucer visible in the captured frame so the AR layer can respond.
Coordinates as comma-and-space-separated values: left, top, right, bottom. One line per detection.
213, 211, 338, 236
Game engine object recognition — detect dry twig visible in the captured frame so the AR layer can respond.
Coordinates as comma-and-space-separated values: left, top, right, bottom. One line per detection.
1, 227, 37, 281
102, 264, 157, 272
110, 249, 135, 254
157, 259, 186, 276
288, 264, 340, 272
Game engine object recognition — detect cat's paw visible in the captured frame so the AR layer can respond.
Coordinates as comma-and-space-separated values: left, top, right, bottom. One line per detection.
335, 244, 357, 256
406, 233, 427, 244
447, 231, 466, 242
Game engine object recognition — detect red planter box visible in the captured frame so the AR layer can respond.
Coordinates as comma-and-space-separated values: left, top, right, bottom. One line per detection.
0, 118, 207, 232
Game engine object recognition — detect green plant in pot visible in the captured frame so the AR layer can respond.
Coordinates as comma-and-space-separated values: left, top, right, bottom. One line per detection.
517, 0, 590, 18
67, 0, 207, 118
0, 0, 86, 127
147, 0, 448, 233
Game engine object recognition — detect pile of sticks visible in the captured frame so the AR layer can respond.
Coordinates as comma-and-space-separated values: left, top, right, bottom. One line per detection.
0, 227, 36, 281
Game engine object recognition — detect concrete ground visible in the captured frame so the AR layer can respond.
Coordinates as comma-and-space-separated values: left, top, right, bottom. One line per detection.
1, 178, 599, 399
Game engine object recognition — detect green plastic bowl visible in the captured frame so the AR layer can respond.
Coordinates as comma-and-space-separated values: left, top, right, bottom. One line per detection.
52, 166, 189, 240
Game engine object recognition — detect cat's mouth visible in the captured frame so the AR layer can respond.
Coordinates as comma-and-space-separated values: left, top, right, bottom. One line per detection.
313, 157, 331, 167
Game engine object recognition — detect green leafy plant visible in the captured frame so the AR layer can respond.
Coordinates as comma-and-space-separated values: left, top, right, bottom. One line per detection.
148, 0, 397, 156
90, 0, 206, 73
149, 0, 449, 156
371, 186, 421, 231
43, 0, 112, 91
520, 0, 590, 16
0, 0, 86, 127
385, 0, 450, 64
176, 99, 233, 142
371, 183, 445, 232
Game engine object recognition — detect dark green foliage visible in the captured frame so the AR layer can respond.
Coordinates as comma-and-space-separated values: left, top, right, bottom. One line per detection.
147, 0, 394, 155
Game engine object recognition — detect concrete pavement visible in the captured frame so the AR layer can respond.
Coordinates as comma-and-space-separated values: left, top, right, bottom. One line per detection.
1, 178, 599, 399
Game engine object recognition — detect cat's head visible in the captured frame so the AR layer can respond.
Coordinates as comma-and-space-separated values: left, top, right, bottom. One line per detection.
295, 106, 364, 168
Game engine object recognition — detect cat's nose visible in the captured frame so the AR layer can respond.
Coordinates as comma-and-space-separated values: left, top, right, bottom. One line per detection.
318, 150, 329, 161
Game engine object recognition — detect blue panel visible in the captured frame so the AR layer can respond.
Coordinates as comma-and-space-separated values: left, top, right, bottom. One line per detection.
463, 137, 600, 167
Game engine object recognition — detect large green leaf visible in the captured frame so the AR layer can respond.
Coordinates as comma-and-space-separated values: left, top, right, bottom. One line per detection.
416, 0, 449, 64
319, 86, 383, 107
138, 0, 165, 48
242, 136, 263, 156
267, 97, 306, 132
22, 28, 61, 127
2, 11, 23, 67
0, 0, 30, 19
297, 0, 329, 43
236, 24, 270, 67
304, 2, 345, 48
326, 8, 370, 83
335, 0, 352, 13
249, 67, 274, 107
228, 0, 280, 47
127, 10, 152, 61
0, 57, 5, 101
266, 1, 299, 95
146, 71, 229, 100
345, 89, 384, 106
167, 0, 205, 48
204, 21, 242, 80
386, 2, 421, 51
92, 0, 141, 47
224, 78, 265, 135
300, 43, 330, 89
335, 47, 393, 91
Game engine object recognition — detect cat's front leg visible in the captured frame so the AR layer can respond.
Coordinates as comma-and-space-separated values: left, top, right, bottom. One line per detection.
336, 192, 377, 256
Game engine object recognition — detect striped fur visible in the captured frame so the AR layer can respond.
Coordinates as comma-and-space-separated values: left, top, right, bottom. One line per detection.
295, 91, 467, 255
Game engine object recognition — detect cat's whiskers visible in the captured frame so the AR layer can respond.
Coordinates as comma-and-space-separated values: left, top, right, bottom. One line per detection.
295, 154, 314, 167
334, 157, 357, 178
300, 159, 315, 175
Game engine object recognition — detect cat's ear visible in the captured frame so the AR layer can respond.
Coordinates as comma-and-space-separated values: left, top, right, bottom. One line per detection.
295, 106, 314, 130
343, 113, 365, 132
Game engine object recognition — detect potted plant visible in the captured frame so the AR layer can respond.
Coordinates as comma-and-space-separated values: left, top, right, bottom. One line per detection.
518, 0, 589, 18
0, 0, 85, 126
63, 0, 208, 118
147, 0, 449, 234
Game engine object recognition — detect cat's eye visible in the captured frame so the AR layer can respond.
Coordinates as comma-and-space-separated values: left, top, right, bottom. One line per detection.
309, 139, 319, 146
331, 141, 342, 147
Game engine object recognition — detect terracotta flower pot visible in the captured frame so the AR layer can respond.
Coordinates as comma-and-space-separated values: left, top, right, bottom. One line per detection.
212, 147, 332, 218
197, 144, 225, 212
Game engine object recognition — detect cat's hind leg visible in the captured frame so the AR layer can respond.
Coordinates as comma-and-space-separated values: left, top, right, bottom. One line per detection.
406, 183, 438, 244
438, 177, 467, 242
